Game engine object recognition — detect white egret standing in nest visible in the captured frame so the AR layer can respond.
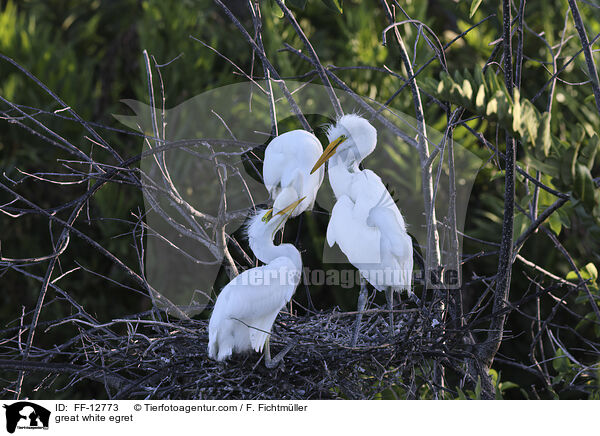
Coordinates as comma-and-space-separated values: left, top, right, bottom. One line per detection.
208, 199, 304, 366
311, 114, 414, 346
262, 130, 325, 221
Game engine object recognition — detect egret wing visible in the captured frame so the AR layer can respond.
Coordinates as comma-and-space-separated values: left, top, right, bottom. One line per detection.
263, 149, 287, 194
368, 206, 411, 259
327, 195, 381, 265
214, 257, 298, 335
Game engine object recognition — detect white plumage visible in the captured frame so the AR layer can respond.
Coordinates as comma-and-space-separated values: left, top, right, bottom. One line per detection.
263, 130, 325, 216
209, 128, 321, 362
315, 114, 413, 292
208, 209, 302, 362
326, 175, 413, 292
311, 114, 413, 341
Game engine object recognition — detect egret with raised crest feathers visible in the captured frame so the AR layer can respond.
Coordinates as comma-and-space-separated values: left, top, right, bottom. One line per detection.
311, 114, 414, 346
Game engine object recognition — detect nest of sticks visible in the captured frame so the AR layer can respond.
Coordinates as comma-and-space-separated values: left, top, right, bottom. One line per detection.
0, 299, 473, 400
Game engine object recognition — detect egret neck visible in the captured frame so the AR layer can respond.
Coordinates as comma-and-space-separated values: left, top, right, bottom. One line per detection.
248, 217, 302, 272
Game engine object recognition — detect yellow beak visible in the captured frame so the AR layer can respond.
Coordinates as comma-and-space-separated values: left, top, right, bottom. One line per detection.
310, 135, 347, 174
275, 196, 306, 217
262, 196, 307, 223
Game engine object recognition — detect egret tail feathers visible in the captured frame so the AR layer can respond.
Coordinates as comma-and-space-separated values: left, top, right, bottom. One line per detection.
248, 313, 279, 353
208, 330, 233, 361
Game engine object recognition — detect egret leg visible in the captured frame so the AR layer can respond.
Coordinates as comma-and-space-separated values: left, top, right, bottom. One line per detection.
386, 288, 394, 337
264, 336, 272, 363
264, 336, 294, 369
351, 278, 369, 347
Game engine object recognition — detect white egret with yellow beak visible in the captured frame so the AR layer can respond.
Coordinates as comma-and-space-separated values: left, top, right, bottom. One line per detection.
208, 199, 304, 366
262, 130, 325, 221
311, 114, 414, 345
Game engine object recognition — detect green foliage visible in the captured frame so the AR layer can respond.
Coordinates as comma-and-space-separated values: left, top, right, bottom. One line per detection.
566, 262, 598, 286
455, 377, 483, 400
448, 370, 518, 400
422, 68, 600, 216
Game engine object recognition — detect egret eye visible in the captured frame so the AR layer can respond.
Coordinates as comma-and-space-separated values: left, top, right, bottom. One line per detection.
262, 209, 274, 222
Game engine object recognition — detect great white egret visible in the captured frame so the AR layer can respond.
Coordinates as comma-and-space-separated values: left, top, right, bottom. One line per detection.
263, 130, 325, 219
311, 114, 414, 345
208, 199, 303, 365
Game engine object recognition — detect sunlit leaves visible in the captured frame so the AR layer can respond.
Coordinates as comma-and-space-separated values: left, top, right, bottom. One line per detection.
566, 262, 598, 288
469, 0, 483, 18
422, 68, 600, 214
539, 112, 552, 157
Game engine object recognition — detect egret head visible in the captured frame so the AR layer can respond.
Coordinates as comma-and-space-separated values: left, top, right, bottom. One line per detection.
248, 197, 306, 243
247, 209, 284, 250
311, 114, 377, 174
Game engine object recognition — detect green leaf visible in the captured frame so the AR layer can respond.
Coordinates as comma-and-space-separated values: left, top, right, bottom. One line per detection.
474, 67, 485, 87
552, 349, 570, 373
574, 163, 596, 212
557, 206, 572, 228
469, 0, 483, 18
578, 134, 599, 170
519, 101, 540, 145
475, 376, 482, 399
489, 369, 499, 386
548, 211, 562, 235
566, 263, 598, 283
527, 155, 560, 176
486, 96, 498, 117
420, 77, 438, 95
475, 84, 485, 110
575, 312, 596, 331
484, 68, 498, 96
584, 262, 598, 282
559, 148, 575, 186
512, 89, 521, 133
452, 81, 465, 101
499, 381, 519, 391
566, 270, 578, 281
287, 0, 307, 10
321, 0, 343, 13
538, 112, 552, 157
271, 0, 285, 18
462, 79, 473, 102
453, 69, 464, 84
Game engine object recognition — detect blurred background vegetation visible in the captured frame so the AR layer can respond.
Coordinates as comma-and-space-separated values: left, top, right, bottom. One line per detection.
1, 0, 599, 399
